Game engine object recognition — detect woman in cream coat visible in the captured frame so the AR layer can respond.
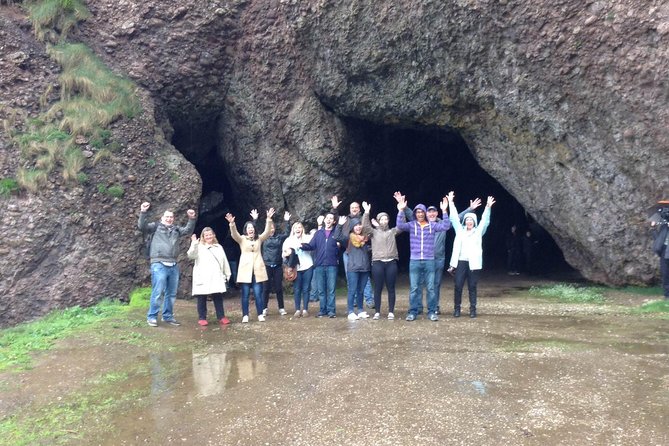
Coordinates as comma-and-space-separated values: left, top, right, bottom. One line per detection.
225, 208, 275, 322
188, 227, 232, 326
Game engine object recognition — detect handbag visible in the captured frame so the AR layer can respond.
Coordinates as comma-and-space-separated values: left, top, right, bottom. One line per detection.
282, 264, 297, 281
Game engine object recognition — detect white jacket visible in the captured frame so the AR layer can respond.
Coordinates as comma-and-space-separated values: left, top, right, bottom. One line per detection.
187, 241, 232, 295
448, 203, 491, 271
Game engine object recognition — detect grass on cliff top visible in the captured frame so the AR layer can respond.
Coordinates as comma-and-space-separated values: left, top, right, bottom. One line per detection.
529, 283, 607, 304
28, 0, 90, 42
13, 43, 140, 191
0, 299, 131, 373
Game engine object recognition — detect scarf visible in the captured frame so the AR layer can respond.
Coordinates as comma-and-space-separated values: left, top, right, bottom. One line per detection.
348, 232, 368, 251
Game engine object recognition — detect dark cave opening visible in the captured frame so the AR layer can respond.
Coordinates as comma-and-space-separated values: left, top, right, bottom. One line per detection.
171, 115, 572, 277
345, 119, 572, 275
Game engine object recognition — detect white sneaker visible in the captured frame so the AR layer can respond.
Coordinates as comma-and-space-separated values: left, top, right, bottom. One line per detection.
262, 308, 268, 316
347, 312, 359, 321
242, 315, 249, 323
358, 311, 369, 319
387, 312, 395, 320
302, 309, 309, 317
294, 310, 301, 318
373, 312, 380, 320
258, 314, 266, 322
279, 308, 287, 316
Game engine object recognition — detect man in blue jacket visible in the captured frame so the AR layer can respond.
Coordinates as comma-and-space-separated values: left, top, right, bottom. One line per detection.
138, 201, 196, 327
301, 213, 341, 317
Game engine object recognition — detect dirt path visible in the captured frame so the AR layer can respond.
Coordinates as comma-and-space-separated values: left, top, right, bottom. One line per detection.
1, 273, 668, 445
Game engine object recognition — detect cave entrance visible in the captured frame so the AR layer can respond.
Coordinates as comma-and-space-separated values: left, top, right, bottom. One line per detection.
171, 114, 571, 277
346, 119, 571, 275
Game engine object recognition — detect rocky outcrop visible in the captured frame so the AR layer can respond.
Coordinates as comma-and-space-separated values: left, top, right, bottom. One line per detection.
1, 0, 667, 324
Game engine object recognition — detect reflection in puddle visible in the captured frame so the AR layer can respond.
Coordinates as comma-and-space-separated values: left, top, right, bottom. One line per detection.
191, 351, 267, 397
471, 380, 486, 395
456, 379, 487, 396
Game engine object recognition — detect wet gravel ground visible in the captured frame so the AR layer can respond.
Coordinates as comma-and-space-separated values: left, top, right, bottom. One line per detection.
4, 273, 667, 446
93, 274, 669, 446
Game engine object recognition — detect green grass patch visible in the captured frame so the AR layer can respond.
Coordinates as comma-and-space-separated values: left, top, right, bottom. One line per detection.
632, 299, 669, 314
27, 0, 91, 43
11, 41, 140, 193
0, 178, 20, 198
0, 300, 131, 372
128, 287, 151, 309
105, 184, 124, 198
616, 285, 663, 296
529, 283, 606, 304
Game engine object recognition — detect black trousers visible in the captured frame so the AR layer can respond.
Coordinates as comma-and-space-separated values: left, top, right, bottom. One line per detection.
661, 255, 669, 298
196, 293, 225, 320
371, 260, 398, 313
453, 261, 479, 309
264, 264, 285, 309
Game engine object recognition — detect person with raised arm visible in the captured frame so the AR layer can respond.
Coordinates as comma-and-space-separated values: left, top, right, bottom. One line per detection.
394, 192, 450, 321
447, 191, 495, 318
225, 208, 275, 322
361, 200, 401, 320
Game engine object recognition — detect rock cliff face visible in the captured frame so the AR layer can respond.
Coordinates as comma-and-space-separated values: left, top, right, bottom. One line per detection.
1, 0, 667, 325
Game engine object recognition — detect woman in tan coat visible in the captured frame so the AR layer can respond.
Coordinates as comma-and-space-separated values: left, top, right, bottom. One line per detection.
187, 227, 232, 326
225, 208, 275, 322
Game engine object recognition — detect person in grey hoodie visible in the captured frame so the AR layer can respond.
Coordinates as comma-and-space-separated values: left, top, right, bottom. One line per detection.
138, 201, 196, 327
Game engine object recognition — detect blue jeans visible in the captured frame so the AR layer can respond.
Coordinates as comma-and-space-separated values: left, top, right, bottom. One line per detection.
408, 259, 436, 316
343, 252, 373, 304
315, 265, 337, 315
147, 262, 180, 321
228, 260, 238, 286
293, 267, 313, 311
240, 276, 264, 316
309, 268, 320, 301
346, 271, 370, 314
418, 258, 445, 313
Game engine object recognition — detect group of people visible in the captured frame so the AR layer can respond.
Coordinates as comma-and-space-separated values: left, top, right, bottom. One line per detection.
138, 191, 496, 327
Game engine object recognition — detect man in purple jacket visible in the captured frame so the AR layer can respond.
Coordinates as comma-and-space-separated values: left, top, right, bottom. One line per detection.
395, 192, 450, 321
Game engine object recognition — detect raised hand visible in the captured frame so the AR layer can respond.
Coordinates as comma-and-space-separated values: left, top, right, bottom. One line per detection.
331, 195, 342, 209
338, 215, 347, 225
249, 209, 259, 220
396, 194, 407, 211
392, 191, 405, 204
187, 209, 196, 219
486, 196, 496, 207
191, 234, 198, 242
362, 201, 371, 213
447, 191, 455, 202
440, 196, 449, 213
140, 202, 150, 212
469, 198, 482, 210
225, 213, 235, 223
267, 207, 275, 219
283, 211, 291, 221
317, 215, 325, 226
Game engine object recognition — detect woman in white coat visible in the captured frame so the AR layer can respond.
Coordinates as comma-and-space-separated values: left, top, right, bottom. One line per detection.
188, 227, 232, 326
447, 192, 495, 319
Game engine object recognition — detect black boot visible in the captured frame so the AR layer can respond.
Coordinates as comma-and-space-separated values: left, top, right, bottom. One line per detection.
469, 307, 477, 318
453, 307, 461, 318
